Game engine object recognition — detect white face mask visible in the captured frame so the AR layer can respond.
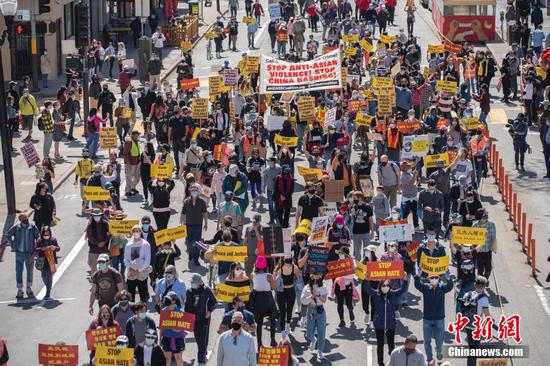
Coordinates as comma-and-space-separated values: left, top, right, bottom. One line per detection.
93, 216, 101, 222
430, 279, 439, 287
336, 224, 344, 229
158, 181, 165, 187
389, 246, 397, 253
235, 269, 244, 277
43, 235, 50, 240
390, 124, 396, 129
145, 337, 155, 346
191, 143, 197, 148
381, 286, 390, 294
133, 233, 141, 239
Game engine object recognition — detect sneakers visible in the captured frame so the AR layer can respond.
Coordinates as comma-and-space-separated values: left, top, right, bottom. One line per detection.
309, 336, 317, 351
294, 304, 302, 314
364, 315, 370, 324
16, 289, 24, 299
338, 320, 345, 328
395, 310, 400, 319
317, 350, 326, 360
350, 311, 355, 322
26, 287, 34, 297
436, 353, 443, 361
299, 318, 306, 329
285, 322, 292, 334
368, 321, 374, 329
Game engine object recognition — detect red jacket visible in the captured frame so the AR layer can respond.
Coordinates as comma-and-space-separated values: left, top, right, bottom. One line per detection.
385, 0, 397, 7
123, 139, 141, 165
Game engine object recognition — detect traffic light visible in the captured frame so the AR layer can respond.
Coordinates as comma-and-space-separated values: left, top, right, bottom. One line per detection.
74, 3, 89, 49
39, 0, 51, 14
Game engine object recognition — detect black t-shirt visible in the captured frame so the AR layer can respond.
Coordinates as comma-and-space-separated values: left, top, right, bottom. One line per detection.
169, 115, 189, 140
351, 203, 373, 234
247, 157, 265, 182
298, 194, 325, 221
353, 161, 372, 178
454, 250, 477, 284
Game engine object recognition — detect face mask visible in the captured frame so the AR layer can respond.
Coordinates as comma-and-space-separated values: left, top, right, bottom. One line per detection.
348, 197, 353, 203
430, 279, 439, 287
158, 181, 165, 187
466, 199, 474, 203
100, 314, 110, 322
133, 233, 141, 239
43, 235, 50, 240
231, 322, 242, 331
381, 286, 390, 294
329, 130, 335, 135
145, 337, 155, 346
428, 186, 436, 192
139, 312, 147, 319
389, 246, 397, 253
427, 235, 436, 242
93, 216, 101, 222
284, 258, 292, 264
381, 161, 388, 166
98, 263, 108, 271
234, 269, 244, 277
462, 247, 471, 254
389, 124, 396, 129
308, 189, 316, 194
191, 191, 199, 198
142, 223, 150, 231
120, 300, 129, 307
116, 343, 127, 349
191, 283, 198, 289
191, 143, 197, 148
336, 224, 344, 229
391, 213, 399, 220
225, 196, 232, 202
165, 274, 175, 281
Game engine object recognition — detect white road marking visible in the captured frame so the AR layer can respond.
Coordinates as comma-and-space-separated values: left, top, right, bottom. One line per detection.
367, 344, 373, 366
534, 286, 550, 318
0, 297, 76, 305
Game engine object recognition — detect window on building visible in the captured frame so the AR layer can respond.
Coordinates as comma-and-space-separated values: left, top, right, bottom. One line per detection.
64, 3, 73, 38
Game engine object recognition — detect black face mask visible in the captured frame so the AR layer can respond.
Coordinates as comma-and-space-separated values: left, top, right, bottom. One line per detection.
231, 322, 242, 331
308, 189, 316, 194
236, 305, 244, 312
284, 259, 292, 264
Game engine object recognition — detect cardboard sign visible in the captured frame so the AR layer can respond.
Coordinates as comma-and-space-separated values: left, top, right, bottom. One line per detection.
479, 359, 508, 366
325, 107, 337, 126
359, 178, 374, 197
367, 132, 384, 141
266, 114, 286, 131
99, 127, 117, 148
214, 245, 248, 262
344, 47, 357, 58
180, 40, 192, 49
366, 260, 404, 280
21, 142, 40, 168
326, 257, 356, 279
402, 134, 429, 159
276, 32, 288, 42
372, 77, 393, 88
180, 78, 200, 90
436, 80, 458, 94
355, 113, 374, 126
420, 255, 449, 275
450, 226, 487, 246
208, 75, 223, 96
223, 69, 239, 86
428, 44, 444, 54
274, 134, 298, 147
380, 34, 397, 44
342, 34, 359, 43
360, 39, 373, 52
324, 180, 345, 202
38, 344, 79, 365
298, 96, 316, 121
95, 346, 133, 366
391, 62, 401, 78
154, 226, 188, 245
355, 260, 367, 280
121, 58, 135, 69
296, 166, 322, 180
341, 66, 348, 86
347, 100, 361, 112
307, 246, 330, 279
425, 153, 450, 168
406, 241, 419, 262
378, 223, 413, 243
121, 107, 132, 119
229, 98, 235, 125
242, 16, 256, 25
245, 55, 260, 74
294, 219, 312, 236
258, 345, 290, 366
109, 220, 139, 236
85, 326, 121, 351
150, 163, 174, 179
204, 31, 217, 40
310, 216, 329, 244
159, 310, 196, 332
83, 186, 110, 201
191, 98, 209, 119
377, 87, 393, 115
215, 283, 251, 302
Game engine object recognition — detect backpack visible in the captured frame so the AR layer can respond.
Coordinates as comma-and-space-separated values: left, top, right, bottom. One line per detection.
37, 116, 44, 131
87, 117, 97, 133
459, 291, 487, 329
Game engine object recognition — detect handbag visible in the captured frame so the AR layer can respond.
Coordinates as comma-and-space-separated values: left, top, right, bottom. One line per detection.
35, 256, 45, 271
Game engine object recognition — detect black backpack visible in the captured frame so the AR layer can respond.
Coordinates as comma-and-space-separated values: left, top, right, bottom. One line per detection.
37, 116, 44, 131
87, 118, 96, 133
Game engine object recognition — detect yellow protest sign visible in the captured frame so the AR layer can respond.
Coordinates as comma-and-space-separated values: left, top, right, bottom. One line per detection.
344, 47, 357, 58
423, 66, 430, 80
274, 134, 298, 147
479, 359, 508, 366
83, 186, 111, 201
209, 76, 223, 96
154, 226, 188, 245
294, 219, 312, 236
380, 34, 397, 44
377, 87, 393, 115
298, 96, 316, 121
109, 220, 139, 236
420, 255, 450, 275
213, 245, 248, 262
229, 98, 235, 124
180, 40, 192, 50
463, 117, 480, 130
436, 80, 458, 94
122, 108, 132, 119
99, 127, 117, 148
425, 153, 450, 168
428, 44, 444, 54
95, 346, 133, 366
245, 56, 260, 73
412, 136, 429, 155
191, 98, 209, 119
215, 283, 251, 302
192, 127, 201, 139
342, 34, 359, 43
150, 163, 174, 179
535, 67, 547, 80
242, 16, 256, 25
355, 260, 366, 280
341, 66, 348, 86
355, 113, 375, 126
205, 32, 217, 40
296, 166, 322, 180
360, 39, 373, 52
450, 226, 487, 246
372, 77, 393, 88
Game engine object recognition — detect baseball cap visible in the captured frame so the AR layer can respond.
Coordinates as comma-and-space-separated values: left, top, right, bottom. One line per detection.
335, 214, 345, 225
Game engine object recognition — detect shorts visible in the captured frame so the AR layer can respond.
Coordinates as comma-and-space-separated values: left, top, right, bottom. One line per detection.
161, 336, 185, 353
21, 115, 34, 130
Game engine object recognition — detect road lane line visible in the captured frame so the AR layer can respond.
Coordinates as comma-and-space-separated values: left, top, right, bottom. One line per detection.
534, 286, 550, 318
367, 345, 373, 366
0, 297, 76, 305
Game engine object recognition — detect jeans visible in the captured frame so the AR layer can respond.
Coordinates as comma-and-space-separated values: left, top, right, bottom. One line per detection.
513, 141, 525, 167
186, 224, 202, 263
352, 233, 370, 261
247, 32, 255, 47
543, 144, 550, 177
110, 254, 125, 274
154, 47, 163, 65
42, 74, 48, 88
278, 42, 287, 57
86, 132, 100, 157
230, 5, 237, 17
476, 251, 492, 279
384, 185, 398, 208
296, 123, 306, 150
250, 180, 262, 199
41, 268, 53, 297
43, 133, 53, 158
479, 111, 488, 124
456, 281, 475, 312
407, 18, 414, 35
398, 273, 411, 306
267, 189, 275, 222
306, 306, 326, 352
423, 319, 445, 361
15, 252, 34, 289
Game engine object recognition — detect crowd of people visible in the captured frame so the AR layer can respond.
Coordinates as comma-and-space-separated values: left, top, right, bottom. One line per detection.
3, 0, 550, 365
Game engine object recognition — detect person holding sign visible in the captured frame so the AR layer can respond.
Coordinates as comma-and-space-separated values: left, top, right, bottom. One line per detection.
417, 227, 447, 278
180, 184, 208, 266
250, 256, 278, 348
134, 329, 166, 366
33, 226, 60, 300
160, 292, 186, 366
154, 265, 186, 312
273, 165, 294, 228
216, 311, 257, 366
87, 305, 122, 363
471, 209, 497, 280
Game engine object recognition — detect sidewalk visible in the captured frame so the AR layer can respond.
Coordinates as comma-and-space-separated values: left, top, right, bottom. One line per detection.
0, 5, 224, 220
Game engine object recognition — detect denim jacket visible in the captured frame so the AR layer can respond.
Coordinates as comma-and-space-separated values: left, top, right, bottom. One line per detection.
7, 224, 39, 254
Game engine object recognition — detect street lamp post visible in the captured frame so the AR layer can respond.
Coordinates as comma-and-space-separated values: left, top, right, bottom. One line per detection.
0, 0, 18, 214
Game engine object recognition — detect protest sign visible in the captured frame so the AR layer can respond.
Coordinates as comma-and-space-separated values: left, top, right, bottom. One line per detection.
397, 120, 421, 134
478, 359, 508, 366
205, 31, 217, 40
279, 92, 294, 103
326, 258, 356, 279
380, 34, 397, 44
450, 226, 487, 246
274, 134, 298, 147
444, 41, 462, 54
359, 178, 374, 197
298, 96, 316, 120
372, 77, 392, 88
325, 107, 337, 126
377, 88, 393, 115
99, 127, 117, 148
260, 49, 342, 93
214, 246, 248, 262
229, 98, 235, 124
355, 113, 374, 126
223, 69, 239, 86
154, 226, 187, 245
109, 220, 139, 236
436, 80, 458, 93
425, 153, 450, 168
150, 163, 174, 179
344, 47, 357, 58
391, 62, 401, 78
310, 216, 329, 244
463, 117, 480, 130
83, 186, 110, 201
215, 283, 251, 302
21, 142, 40, 167
420, 255, 449, 275
360, 39, 373, 52
245, 55, 260, 73
294, 219, 312, 236
307, 246, 330, 279
406, 241, 420, 262
402, 134, 429, 159
121, 107, 132, 119
366, 261, 404, 280
324, 180, 345, 202
85, 326, 121, 351
355, 260, 367, 280
208, 75, 223, 96
296, 166, 322, 181
428, 44, 444, 54
262, 226, 289, 256
323, 202, 338, 223
191, 98, 209, 119
242, 16, 256, 25
367, 132, 384, 141
347, 100, 361, 112
38, 344, 79, 366
258, 345, 290, 366
121, 59, 135, 69
342, 34, 359, 43
378, 223, 413, 242
180, 78, 200, 90
159, 310, 196, 332
95, 346, 133, 366
268, 3, 281, 18
180, 40, 192, 50
341, 66, 348, 86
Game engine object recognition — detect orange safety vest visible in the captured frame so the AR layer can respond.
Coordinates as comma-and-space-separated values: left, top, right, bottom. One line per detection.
471, 136, 488, 155
242, 135, 257, 153
387, 129, 400, 149
1, 338, 7, 366
465, 61, 476, 80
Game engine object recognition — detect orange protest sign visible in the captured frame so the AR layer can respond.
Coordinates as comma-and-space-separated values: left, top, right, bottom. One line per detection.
325, 258, 356, 279
258, 345, 290, 365
366, 261, 404, 281
159, 310, 196, 332
180, 78, 200, 90
38, 344, 79, 365
406, 241, 419, 262
86, 326, 121, 351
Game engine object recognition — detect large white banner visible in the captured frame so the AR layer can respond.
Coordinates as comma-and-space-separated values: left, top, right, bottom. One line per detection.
260, 50, 342, 93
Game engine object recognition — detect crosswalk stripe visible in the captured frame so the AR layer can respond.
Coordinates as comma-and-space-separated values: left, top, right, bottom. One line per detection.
488, 108, 508, 124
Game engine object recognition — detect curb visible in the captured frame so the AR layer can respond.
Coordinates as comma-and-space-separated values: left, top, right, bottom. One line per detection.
51, 11, 228, 195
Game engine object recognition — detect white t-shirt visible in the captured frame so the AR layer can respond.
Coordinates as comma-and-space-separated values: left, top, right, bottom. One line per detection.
143, 346, 152, 366
152, 32, 165, 48
453, 159, 473, 179
476, 293, 490, 315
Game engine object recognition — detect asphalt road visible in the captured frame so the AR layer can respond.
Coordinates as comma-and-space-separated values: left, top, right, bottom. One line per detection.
1, 1, 549, 365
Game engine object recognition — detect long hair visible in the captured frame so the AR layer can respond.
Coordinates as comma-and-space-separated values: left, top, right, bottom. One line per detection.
96, 304, 115, 327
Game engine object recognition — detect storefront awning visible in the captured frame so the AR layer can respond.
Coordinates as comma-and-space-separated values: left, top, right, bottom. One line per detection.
443, 0, 495, 5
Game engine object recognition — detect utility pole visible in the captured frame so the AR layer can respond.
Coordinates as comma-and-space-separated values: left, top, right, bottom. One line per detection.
30, 0, 39, 90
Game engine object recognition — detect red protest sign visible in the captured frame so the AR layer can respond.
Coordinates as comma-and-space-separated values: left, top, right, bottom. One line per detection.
159, 310, 196, 332
85, 326, 121, 351
325, 258, 356, 279
380, 219, 408, 226
366, 261, 404, 281
180, 78, 200, 90
444, 42, 462, 55
258, 345, 290, 365
347, 100, 362, 112
406, 241, 419, 262
38, 344, 79, 365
